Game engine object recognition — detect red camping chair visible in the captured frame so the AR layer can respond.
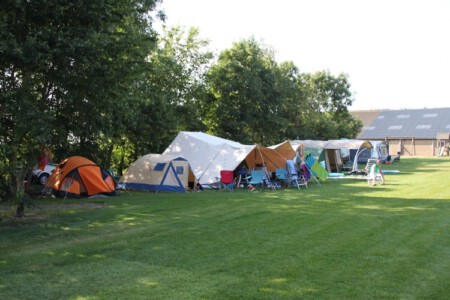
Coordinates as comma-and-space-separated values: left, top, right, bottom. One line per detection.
219, 170, 235, 191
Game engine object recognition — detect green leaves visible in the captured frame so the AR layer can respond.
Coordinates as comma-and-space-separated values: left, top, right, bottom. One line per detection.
204, 40, 361, 143
299, 71, 362, 139
205, 38, 281, 144
0, 0, 361, 201
0, 0, 163, 199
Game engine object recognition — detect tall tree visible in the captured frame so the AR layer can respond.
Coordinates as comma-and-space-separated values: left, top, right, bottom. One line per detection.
273, 61, 306, 140
158, 26, 213, 131
116, 26, 214, 165
0, 0, 162, 206
205, 38, 284, 145
299, 71, 362, 139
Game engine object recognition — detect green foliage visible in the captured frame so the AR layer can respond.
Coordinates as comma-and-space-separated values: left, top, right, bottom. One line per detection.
0, 0, 163, 199
298, 71, 362, 139
205, 39, 360, 144
205, 38, 284, 144
1, 158, 450, 298
110, 25, 215, 169
1, 0, 361, 201
273, 61, 304, 140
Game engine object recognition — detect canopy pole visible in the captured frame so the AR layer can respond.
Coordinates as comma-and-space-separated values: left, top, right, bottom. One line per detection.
198, 143, 226, 184
256, 145, 266, 167
256, 146, 275, 186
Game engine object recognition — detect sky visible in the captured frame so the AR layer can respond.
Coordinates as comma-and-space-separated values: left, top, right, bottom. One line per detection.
156, 0, 450, 111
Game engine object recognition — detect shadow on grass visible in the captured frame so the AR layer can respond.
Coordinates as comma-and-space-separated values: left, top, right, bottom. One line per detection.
2, 178, 450, 299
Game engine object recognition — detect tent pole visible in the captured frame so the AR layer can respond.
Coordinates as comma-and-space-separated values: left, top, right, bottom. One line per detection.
256, 145, 282, 171
256, 146, 270, 189
256, 146, 266, 167
198, 143, 226, 186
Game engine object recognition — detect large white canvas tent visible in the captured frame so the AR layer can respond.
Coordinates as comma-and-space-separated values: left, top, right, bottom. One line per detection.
119, 154, 195, 192
163, 132, 286, 185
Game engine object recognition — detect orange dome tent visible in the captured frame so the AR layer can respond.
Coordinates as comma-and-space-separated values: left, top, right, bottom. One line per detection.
45, 156, 116, 198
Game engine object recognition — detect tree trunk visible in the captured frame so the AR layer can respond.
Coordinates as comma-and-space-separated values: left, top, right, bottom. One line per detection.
106, 143, 114, 169
118, 152, 125, 176
8, 146, 27, 217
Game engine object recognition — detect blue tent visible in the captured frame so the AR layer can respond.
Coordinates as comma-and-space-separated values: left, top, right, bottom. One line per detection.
119, 154, 195, 192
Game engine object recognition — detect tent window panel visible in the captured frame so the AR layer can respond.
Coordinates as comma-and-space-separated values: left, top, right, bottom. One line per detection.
154, 163, 166, 171
176, 166, 184, 175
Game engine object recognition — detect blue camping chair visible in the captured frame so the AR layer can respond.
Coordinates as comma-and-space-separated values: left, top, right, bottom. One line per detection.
275, 168, 287, 187
248, 170, 264, 191
286, 160, 300, 189
263, 171, 279, 190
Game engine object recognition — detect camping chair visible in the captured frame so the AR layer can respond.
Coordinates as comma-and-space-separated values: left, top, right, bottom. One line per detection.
297, 164, 309, 189
219, 170, 235, 191
236, 169, 250, 189
286, 160, 300, 189
275, 168, 287, 187
263, 171, 279, 191
348, 158, 376, 178
248, 170, 264, 191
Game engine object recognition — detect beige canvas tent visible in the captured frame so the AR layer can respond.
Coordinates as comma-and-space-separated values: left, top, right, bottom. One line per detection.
268, 140, 303, 160
119, 154, 195, 192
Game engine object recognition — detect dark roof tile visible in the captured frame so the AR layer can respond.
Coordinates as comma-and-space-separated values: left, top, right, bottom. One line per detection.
351, 107, 450, 139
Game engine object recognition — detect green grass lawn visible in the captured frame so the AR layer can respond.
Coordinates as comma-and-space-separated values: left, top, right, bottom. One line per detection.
1, 157, 450, 299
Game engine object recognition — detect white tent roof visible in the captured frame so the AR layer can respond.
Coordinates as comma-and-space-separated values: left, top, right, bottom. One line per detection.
141, 154, 186, 163
325, 139, 372, 150
297, 140, 329, 149
179, 131, 246, 148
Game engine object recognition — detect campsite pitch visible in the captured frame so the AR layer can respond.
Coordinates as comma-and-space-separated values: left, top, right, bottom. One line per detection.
1, 157, 450, 299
